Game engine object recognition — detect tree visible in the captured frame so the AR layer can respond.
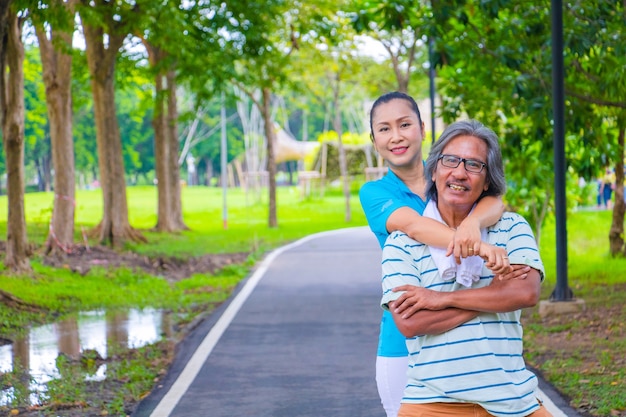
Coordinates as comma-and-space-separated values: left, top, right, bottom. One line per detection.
421, 0, 625, 249
78, 0, 145, 247
559, 1, 626, 255
425, 2, 567, 240
32, 0, 78, 255
135, 0, 187, 232
314, 14, 364, 223
0, 3, 31, 271
23, 46, 51, 192
228, 0, 349, 227
351, 0, 431, 94
226, 0, 297, 227
70, 49, 98, 187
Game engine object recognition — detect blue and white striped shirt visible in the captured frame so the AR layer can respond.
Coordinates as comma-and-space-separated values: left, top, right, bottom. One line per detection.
380, 212, 544, 417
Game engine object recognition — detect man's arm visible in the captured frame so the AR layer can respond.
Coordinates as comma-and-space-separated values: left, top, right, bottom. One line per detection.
388, 270, 542, 338
387, 305, 480, 337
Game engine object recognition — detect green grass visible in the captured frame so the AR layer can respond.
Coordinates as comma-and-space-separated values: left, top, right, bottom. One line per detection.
527, 210, 626, 417
0, 185, 625, 416
539, 208, 626, 287
0, 185, 367, 256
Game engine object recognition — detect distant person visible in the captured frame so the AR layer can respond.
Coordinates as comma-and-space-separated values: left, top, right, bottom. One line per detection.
598, 167, 615, 209
359, 92, 522, 417
381, 119, 551, 417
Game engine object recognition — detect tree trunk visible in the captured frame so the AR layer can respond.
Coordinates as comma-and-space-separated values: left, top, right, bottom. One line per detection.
0, 1, 10, 47
261, 87, 277, 228
82, 17, 145, 247
1, 10, 31, 272
35, 3, 77, 255
610, 125, 625, 256
332, 74, 351, 222
166, 69, 187, 230
154, 70, 175, 231
143, 42, 175, 232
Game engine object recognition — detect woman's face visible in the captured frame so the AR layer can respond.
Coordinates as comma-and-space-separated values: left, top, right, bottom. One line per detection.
371, 99, 425, 170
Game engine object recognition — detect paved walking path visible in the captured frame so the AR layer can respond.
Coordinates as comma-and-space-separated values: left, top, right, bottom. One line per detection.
133, 227, 581, 417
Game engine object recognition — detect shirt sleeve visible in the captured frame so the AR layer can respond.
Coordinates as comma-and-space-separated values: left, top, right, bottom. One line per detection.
501, 213, 545, 281
360, 181, 407, 244
380, 232, 424, 311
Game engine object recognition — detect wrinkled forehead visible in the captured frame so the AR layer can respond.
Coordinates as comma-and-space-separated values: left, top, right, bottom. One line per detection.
442, 135, 488, 160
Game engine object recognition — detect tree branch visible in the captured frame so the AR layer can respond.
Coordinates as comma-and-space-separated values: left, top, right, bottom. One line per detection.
566, 89, 626, 109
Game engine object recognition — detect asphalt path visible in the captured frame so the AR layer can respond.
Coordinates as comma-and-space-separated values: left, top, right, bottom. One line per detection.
133, 227, 581, 417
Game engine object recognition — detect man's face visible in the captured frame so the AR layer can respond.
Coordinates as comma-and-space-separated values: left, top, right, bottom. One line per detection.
432, 135, 490, 211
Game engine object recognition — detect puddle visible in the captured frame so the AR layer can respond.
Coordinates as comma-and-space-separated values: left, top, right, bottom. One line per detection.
0, 308, 171, 406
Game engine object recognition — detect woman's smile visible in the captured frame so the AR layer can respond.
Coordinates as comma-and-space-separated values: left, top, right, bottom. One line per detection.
391, 146, 409, 155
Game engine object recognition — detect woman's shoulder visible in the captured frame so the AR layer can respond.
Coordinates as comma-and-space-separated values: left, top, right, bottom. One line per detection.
360, 175, 396, 196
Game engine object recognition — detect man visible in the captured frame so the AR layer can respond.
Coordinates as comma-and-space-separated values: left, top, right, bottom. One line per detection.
380, 119, 552, 417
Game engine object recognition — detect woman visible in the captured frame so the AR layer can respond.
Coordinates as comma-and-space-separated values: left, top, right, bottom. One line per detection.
359, 92, 521, 417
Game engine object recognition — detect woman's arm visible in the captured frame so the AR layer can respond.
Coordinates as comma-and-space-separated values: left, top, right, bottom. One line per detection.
386, 195, 506, 260
450, 195, 505, 256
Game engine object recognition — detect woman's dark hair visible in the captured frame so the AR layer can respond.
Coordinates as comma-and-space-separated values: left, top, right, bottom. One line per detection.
369, 91, 423, 140
424, 119, 506, 201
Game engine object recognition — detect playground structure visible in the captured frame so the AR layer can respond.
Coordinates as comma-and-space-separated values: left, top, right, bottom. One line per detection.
229, 127, 388, 199
201, 91, 388, 197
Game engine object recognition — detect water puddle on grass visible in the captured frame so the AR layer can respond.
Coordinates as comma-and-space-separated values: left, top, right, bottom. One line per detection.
0, 308, 171, 406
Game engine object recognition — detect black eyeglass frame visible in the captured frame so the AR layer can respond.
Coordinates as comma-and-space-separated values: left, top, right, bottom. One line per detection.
437, 154, 487, 173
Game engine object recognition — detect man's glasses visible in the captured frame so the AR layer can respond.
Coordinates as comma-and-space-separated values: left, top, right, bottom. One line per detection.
438, 154, 486, 173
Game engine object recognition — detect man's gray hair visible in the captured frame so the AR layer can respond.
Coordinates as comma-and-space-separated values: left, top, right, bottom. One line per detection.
425, 119, 506, 201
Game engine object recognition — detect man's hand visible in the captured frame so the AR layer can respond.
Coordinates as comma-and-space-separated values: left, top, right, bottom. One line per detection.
390, 285, 447, 319
495, 264, 530, 281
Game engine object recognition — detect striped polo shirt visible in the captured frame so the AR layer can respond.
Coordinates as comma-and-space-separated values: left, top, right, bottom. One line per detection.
380, 212, 545, 417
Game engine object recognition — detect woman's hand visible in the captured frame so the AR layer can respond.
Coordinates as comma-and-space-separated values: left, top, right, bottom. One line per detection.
477, 243, 512, 275
446, 217, 482, 263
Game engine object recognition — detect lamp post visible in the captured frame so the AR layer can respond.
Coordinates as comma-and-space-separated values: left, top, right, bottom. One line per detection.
221, 92, 228, 230
550, 0, 572, 301
428, 38, 436, 145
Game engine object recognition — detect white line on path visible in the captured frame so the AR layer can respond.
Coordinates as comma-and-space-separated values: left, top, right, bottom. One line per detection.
148, 230, 345, 417
538, 390, 570, 417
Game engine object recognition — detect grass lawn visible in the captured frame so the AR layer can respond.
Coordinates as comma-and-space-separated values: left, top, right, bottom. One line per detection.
0, 185, 625, 417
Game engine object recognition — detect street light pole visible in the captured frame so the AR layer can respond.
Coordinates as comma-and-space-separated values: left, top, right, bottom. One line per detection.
221, 92, 228, 230
428, 38, 436, 145
550, 0, 572, 301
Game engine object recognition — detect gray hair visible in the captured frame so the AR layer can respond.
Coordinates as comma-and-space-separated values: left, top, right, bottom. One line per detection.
425, 119, 506, 201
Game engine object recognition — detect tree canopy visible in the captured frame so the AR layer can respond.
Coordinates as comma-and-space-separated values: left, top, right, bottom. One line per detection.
1, 0, 625, 262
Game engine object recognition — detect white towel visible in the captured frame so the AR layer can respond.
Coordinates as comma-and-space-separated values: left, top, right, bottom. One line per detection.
423, 200, 486, 287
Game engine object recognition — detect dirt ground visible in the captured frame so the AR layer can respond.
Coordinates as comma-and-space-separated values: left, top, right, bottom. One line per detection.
522, 290, 626, 417
41, 244, 250, 282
